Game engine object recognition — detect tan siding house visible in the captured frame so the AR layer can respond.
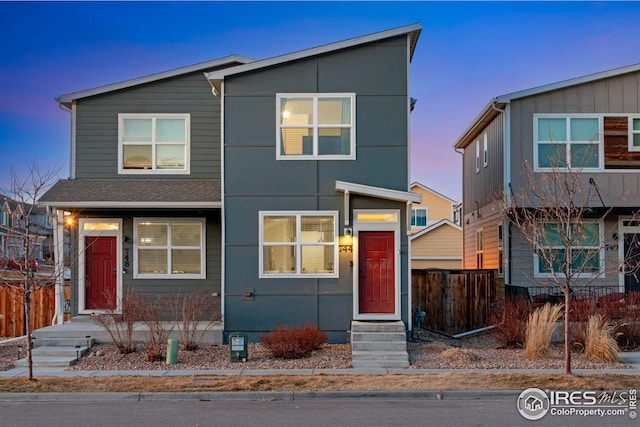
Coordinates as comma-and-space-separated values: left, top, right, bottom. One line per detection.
409, 183, 462, 269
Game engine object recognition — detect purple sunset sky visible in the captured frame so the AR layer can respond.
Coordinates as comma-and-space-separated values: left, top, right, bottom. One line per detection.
2, 1, 640, 201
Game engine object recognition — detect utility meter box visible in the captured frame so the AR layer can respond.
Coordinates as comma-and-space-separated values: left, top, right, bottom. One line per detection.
229, 332, 248, 362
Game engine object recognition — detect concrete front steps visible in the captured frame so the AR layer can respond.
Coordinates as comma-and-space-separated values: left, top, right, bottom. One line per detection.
14, 337, 94, 368
351, 321, 409, 369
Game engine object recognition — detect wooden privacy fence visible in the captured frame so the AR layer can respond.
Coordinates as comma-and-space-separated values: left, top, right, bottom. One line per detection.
0, 280, 70, 338
412, 269, 499, 335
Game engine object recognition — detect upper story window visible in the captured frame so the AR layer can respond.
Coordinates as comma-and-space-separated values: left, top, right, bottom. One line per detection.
276, 94, 355, 160
483, 133, 488, 167
411, 208, 428, 227
534, 114, 602, 171
118, 114, 190, 174
629, 117, 640, 152
475, 140, 480, 173
260, 211, 338, 278
476, 228, 484, 268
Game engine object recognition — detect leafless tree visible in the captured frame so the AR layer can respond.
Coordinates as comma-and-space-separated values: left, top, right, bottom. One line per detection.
0, 161, 62, 380
504, 149, 638, 374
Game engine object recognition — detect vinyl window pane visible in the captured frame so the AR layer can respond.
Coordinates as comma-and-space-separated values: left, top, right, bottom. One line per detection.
301, 216, 334, 243
172, 249, 201, 274
123, 145, 152, 169
539, 248, 565, 273
139, 249, 167, 274
318, 128, 350, 155
157, 145, 185, 169
301, 246, 334, 274
171, 222, 201, 246
570, 118, 598, 141
570, 143, 599, 168
263, 246, 296, 273
156, 119, 185, 142
280, 98, 313, 125
123, 119, 152, 142
263, 216, 296, 243
538, 143, 567, 168
538, 118, 566, 142
138, 223, 167, 246
318, 98, 350, 125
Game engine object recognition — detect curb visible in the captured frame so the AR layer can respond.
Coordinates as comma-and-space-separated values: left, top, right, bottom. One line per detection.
0, 390, 522, 402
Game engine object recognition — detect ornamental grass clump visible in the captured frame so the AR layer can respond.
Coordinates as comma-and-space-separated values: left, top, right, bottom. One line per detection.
584, 314, 620, 363
524, 303, 562, 359
260, 325, 327, 359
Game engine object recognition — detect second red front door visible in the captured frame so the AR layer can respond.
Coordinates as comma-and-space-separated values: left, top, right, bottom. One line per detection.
358, 231, 395, 314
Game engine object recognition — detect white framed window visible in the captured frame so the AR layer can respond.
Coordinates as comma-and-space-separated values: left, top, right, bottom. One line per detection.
483, 132, 488, 167
475, 140, 480, 173
118, 114, 190, 174
276, 94, 355, 160
629, 116, 640, 152
534, 114, 602, 171
134, 218, 205, 279
534, 220, 603, 278
411, 208, 428, 227
476, 228, 484, 269
260, 211, 338, 278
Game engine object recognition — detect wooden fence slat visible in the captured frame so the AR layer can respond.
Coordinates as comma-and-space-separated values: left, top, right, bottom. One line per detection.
0, 281, 67, 338
412, 269, 499, 335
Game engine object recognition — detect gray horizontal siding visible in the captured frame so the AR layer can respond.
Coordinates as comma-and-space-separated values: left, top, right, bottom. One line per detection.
509, 70, 640, 206
74, 72, 221, 179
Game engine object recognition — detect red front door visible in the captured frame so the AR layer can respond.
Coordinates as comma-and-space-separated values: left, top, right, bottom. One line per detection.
358, 231, 395, 314
85, 236, 117, 310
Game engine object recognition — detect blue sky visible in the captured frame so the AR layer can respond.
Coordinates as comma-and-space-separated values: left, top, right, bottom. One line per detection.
2, 1, 640, 201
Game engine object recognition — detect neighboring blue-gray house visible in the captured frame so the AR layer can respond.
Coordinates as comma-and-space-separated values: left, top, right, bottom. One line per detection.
40, 24, 422, 349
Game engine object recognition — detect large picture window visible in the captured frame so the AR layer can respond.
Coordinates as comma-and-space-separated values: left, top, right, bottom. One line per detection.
277, 94, 355, 160
134, 218, 205, 279
534, 115, 602, 170
534, 221, 603, 277
260, 212, 338, 277
119, 114, 190, 174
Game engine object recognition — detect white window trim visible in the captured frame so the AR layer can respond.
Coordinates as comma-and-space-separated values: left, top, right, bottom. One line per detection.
133, 218, 206, 279
533, 113, 604, 172
259, 211, 339, 278
475, 139, 480, 173
411, 207, 428, 228
276, 93, 356, 160
628, 115, 640, 152
476, 228, 484, 269
118, 113, 191, 175
483, 132, 488, 167
533, 219, 605, 279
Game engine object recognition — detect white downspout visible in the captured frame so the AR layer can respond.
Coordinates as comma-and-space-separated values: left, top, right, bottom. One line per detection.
49, 208, 65, 324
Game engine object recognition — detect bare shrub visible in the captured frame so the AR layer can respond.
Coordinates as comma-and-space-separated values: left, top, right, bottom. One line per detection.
489, 298, 530, 348
569, 297, 599, 352
92, 288, 141, 354
602, 292, 640, 350
439, 348, 480, 364
138, 295, 174, 362
524, 303, 562, 359
168, 289, 220, 351
584, 314, 620, 363
260, 325, 327, 359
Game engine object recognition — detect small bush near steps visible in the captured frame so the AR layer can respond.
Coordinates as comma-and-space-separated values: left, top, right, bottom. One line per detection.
260, 325, 328, 359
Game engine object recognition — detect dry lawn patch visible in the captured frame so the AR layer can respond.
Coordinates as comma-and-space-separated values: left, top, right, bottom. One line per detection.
0, 373, 638, 393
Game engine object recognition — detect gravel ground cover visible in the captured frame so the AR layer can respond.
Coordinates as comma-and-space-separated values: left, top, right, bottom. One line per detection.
1, 329, 633, 372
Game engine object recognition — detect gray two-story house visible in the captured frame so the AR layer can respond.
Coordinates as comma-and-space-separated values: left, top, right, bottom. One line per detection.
40, 24, 423, 356
454, 63, 640, 296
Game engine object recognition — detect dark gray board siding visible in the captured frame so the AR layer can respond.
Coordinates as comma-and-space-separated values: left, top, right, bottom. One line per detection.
74, 72, 221, 179
67, 209, 221, 318
222, 35, 412, 341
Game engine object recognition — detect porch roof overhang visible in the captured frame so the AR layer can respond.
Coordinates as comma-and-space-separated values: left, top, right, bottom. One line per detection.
335, 181, 422, 204
38, 179, 221, 209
